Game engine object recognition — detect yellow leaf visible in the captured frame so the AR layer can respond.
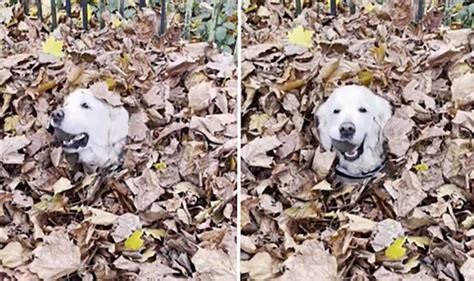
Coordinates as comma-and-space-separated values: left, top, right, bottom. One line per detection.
153, 162, 167, 170
280, 79, 306, 92
118, 53, 130, 70
105, 78, 116, 89
462, 215, 474, 229
124, 230, 144, 251
405, 256, 420, 271
145, 228, 166, 240
325, 0, 341, 10
78, 4, 93, 24
229, 156, 236, 170
37, 81, 56, 92
371, 44, 385, 63
111, 16, 122, 29
385, 237, 407, 260
323, 211, 338, 219
3, 115, 20, 132
42, 37, 64, 58
414, 163, 429, 172
407, 236, 430, 249
287, 26, 314, 48
365, 3, 375, 13
249, 113, 269, 134
358, 70, 373, 86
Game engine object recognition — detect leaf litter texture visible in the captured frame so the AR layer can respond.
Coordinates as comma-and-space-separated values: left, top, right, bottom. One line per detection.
241, 1, 473, 280
0, 3, 237, 280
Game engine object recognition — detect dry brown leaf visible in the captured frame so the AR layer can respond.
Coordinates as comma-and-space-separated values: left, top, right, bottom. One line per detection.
0, 69, 11, 85
29, 231, 81, 280
241, 136, 282, 168
192, 248, 236, 280
278, 240, 338, 280
385, 171, 427, 217
383, 116, 414, 157
0, 241, 29, 268
112, 213, 142, 243
89, 81, 123, 106
311, 147, 336, 179
371, 219, 404, 252
343, 213, 376, 233
188, 82, 217, 112
451, 73, 474, 106
0, 136, 31, 164
240, 251, 276, 280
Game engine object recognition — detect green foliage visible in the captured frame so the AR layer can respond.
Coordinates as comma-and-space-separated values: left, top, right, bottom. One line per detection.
178, 0, 237, 53
106, 0, 137, 19
444, 2, 473, 28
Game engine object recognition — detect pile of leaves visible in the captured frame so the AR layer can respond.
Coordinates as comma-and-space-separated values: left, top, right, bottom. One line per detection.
0, 3, 237, 280
241, 1, 473, 280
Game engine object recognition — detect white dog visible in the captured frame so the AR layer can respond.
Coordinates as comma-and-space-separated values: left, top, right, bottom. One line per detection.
48, 89, 129, 172
316, 85, 392, 179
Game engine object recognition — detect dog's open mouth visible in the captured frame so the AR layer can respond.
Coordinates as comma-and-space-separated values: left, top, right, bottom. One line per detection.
332, 138, 364, 162
51, 128, 89, 149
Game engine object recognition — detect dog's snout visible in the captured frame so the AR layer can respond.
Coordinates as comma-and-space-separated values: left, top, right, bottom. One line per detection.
339, 122, 355, 138
52, 109, 64, 123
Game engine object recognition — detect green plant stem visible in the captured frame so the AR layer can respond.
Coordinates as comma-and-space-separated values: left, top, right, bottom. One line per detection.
295, 0, 301, 15
208, 0, 223, 43
183, 0, 194, 39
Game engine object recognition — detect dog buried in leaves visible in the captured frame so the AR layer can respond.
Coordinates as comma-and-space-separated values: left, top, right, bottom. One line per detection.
48, 88, 129, 172
316, 85, 392, 179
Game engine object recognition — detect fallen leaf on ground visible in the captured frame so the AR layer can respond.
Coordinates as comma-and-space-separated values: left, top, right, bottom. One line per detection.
241, 136, 282, 168
0, 136, 31, 164
278, 240, 338, 280
29, 231, 81, 280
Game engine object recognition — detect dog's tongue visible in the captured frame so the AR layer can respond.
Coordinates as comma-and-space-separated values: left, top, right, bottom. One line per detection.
53, 128, 75, 141
332, 140, 358, 153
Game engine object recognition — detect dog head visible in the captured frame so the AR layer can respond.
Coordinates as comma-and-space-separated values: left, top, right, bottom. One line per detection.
49, 89, 128, 155
316, 85, 392, 163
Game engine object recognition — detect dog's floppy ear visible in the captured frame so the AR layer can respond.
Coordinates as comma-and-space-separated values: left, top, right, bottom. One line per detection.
109, 106, 129, 144
365, 94, 392, 151
315, 101, 332, 150
373, 95, 392, 129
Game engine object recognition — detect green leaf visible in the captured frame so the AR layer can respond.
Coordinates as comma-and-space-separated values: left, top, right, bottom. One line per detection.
413, 163, 429, 172
124, 230, 144, 251
287, 26, 314, 48
385, 237, 407, 261
221, 45, 233, 54
225, 35, 236, 45
42, 37, 65, 58
124, 9, 135, 19
222, 22, 235, 30
215, 26, 227, 42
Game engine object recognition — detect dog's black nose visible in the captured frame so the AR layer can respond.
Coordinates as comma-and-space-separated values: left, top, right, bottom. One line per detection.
52, 109, 64, 123
339, 122, 355, 139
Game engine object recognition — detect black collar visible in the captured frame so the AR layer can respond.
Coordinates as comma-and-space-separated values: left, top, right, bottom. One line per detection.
335, 158, 387, 180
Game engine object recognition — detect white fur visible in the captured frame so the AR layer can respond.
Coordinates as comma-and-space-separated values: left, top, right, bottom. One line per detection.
316, 85, 392, 177
50, 89, 129, 171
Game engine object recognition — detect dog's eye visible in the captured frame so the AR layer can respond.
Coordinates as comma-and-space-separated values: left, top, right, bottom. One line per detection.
81, 103, 90, 109
333, 109, 340, 114
359, 107, 367, 113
